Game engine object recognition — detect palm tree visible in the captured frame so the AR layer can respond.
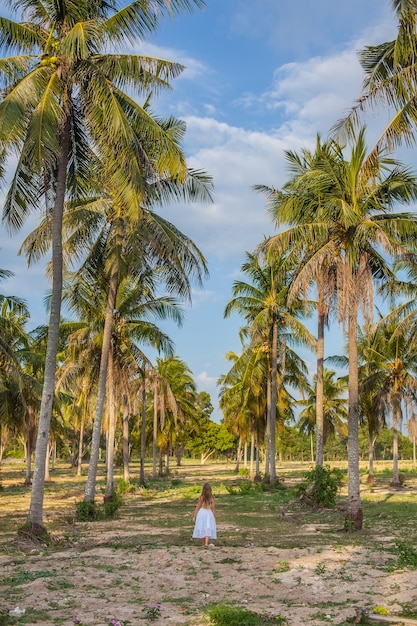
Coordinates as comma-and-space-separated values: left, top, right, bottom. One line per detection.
360, 312, 417, 486
263, 128, 417, 527
153, 356, 197, 474
255, 135, 338, 468
0, 0, 206, 534
225, 252, 314, 482
334, 0, 417, 155
298, 369, 348, 460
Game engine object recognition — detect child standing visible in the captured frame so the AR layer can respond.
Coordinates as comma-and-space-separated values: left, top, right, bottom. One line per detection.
192, 482, 217, 548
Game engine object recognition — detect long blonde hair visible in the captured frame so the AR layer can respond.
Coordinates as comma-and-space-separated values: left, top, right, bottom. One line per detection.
201, 482, 214, 507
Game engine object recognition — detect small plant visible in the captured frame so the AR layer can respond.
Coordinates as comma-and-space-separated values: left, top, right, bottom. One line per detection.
315, 563, 326, 575
0, 607, 10, 625
109, 619, 130, 626
393, 540, 417, 569
238, 480, 253, 494
205, 602, 286, 625
238, 467, 250, 477
142, 603, 162, 620
103, 491, 123, 518
75, 500, 98, 521
297, 465, 344, 509
372, 606, 389, 615
116, 478, 135, 494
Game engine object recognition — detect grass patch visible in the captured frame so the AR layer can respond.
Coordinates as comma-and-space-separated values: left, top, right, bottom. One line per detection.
204, 602, 286, 625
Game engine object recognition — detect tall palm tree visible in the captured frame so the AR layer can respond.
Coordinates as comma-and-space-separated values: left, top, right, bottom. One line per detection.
264, 128, 417, 527
0, 0, 206, 534
225, 252, 314, 482
255, 135, 338, 468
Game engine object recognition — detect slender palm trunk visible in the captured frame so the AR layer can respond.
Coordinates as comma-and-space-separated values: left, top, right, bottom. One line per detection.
27, 118, 70, 532
269, 319, 278, 483
84, 264, 118, 502
368, 434, 375, 483
152, 380, 158, 479
413, 436, 416, 469
250, 431, 255, 479
105, 350, 116, 501
140, 377, 147, 485
391, 389, 401, 487
264, 376, 271, 477
122, 391, 130, 483
346, 297, 363, 529
235, 435, 242, 472
316, 281, 325, 467
77, 416, 84, 477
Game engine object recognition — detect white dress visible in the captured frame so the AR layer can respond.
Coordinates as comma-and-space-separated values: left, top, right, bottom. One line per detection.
192, 506, 217, 539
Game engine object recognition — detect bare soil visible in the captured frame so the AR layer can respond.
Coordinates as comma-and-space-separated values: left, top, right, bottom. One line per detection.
2, 463, 417, 626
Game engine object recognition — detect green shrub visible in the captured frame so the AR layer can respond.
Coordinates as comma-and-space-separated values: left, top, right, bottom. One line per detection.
297, 465, 344, 508
116, 478, 136, 494
205, 602, 285, 626
103, 492, 123, 518
238, 467, 250, 477
75, 500, 99, 521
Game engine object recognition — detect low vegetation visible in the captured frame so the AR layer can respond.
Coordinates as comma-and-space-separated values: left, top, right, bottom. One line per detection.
2, 459, 417, 625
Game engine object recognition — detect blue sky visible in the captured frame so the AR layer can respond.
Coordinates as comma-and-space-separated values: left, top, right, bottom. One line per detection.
0, 1, 401, 421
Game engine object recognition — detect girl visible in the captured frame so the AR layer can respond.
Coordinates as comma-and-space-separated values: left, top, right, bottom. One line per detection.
192, 482, 217, 548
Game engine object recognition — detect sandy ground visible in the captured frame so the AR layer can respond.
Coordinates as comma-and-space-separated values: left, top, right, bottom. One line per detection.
2, 523, 417, 626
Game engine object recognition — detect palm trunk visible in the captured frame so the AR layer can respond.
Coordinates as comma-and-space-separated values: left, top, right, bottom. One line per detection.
391, 389, 401, 487
346, 300, 363, 529
84, 263, 118, 502
105, 349, 116, 501
27, 116, 70, 534
264, 376, 271, 477
316, 281, 325, 467
250, 431, 255, 480
368, 435, 375, 484
152, 380, 158, 479
77, 416, 84, 477
269, 319, 278, 483
140, 377, 147, 485
122, 391, 130, 483
235, 435, 242, 473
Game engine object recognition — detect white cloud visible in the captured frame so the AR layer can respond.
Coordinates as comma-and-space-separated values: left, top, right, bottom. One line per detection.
196, 370, 217, 392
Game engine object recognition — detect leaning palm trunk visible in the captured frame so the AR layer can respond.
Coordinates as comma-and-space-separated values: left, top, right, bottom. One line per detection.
84, 264, 118, 502
346, 299, 363, 529
27, 120, 70, 533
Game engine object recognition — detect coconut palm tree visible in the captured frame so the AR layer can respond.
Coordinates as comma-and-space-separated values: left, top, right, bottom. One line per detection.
0, 0, 206, 534
360, 312, 417, 486
334, 0, 417, 154
255, 135, 338, 468
298, 369, 348, 459
263, 128, 417, 527
225, 251, 315, 483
